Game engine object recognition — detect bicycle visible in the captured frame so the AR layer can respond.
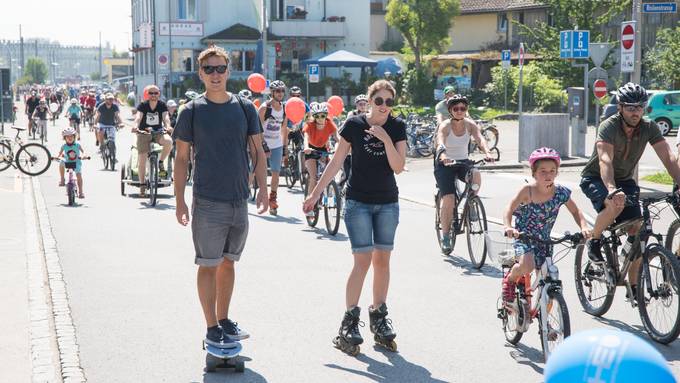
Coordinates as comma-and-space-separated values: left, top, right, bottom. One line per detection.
468, 125, 500, 162
406, 124, 435, 157
34, 117, 47, 145
284, 129, 304, 190
434, 159, 488, 268
303, 150, 342, 236
0, 126, 52, 176
100, 124, 122, 171
494, 231, 584, 361
133, 130, 173, 207
574, 189, 680, 344
53, 156, 90, 206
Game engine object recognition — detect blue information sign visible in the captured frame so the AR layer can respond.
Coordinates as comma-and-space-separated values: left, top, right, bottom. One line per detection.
560, 30, 572, 58
501, 50, 511, 62
572, 30, 590, 58
642, 2, 677, 13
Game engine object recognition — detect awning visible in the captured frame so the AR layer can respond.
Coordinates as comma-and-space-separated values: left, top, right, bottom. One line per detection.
301, 50, 377, 67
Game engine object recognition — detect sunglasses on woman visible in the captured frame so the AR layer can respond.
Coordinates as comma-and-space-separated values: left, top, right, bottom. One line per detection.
451, 106, 467, 113
148, 91, 159, 95
201, 65, 228, 74
314, 113, 327, 119
373, 97, 394, 107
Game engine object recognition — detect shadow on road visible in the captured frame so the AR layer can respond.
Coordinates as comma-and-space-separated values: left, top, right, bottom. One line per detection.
325, 348, 447, 383
592, 315, 680, 361
301, 227, 349, 242
443, 254, 503, 278
507, 343, 544, 374
249, 213, 303, 225
139, 201, 175, 210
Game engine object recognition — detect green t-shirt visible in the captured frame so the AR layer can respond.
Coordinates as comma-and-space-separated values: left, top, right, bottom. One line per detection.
581, 113, 664, 181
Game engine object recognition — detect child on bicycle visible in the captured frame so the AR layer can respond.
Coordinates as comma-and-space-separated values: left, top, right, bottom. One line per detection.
502, 147, 591, 301
56, 128, 88, 198
64, 99, 83, 138
303, 102, 339, 195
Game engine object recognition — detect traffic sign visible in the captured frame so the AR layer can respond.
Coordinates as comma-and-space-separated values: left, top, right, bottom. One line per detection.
620, 21, 636, 73
501, 50, 511, 69
593, 79, 607, 99
571, 30, 590, 58
560, 30, 572, 58
519, 43, 525, 67
589, 43, 611, 67
642, 2, 677, 13
308, 64, 319, 83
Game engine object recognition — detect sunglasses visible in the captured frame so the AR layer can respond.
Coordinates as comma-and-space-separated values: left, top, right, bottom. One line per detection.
621, 104, 644, 112
314, 114, 327, 119
272, 89, 285, 93
201, 65, 228, 74
373, 97, 394, 107
148, 91, 160, 95
451, 106, 467, 113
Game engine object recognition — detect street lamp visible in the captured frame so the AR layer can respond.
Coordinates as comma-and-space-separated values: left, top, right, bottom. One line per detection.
51, 62, 59, 85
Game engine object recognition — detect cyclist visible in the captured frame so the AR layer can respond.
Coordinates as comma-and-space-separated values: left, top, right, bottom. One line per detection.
56, 128, 88, 198
346, 94, 368, 119
94, 93, 122, 159
31, 99, 52, 142
63, 98, 83, 138
133, 85, 173, 196
435, 86, 455, 126
303, 102, 339, 200
580, 82, 680, 300
83, 92, 97, 135
25, 91, 40, 136
434, 94, 494, 252
258, 80, 289, 214
502, 147, 591, 301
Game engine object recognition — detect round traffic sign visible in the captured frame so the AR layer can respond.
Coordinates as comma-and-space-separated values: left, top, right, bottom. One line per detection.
158, 54, 168, 65
593, 79, 607, 99
622, 24, 635, 50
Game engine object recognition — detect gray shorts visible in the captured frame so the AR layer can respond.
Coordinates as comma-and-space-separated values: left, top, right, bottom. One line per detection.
191, 197, 249, 266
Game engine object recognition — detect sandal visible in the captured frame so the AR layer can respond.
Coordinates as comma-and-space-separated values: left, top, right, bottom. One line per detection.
58, 180, 65, 187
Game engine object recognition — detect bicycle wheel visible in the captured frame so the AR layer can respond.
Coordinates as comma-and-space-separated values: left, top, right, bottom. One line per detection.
15, 143, 51, 176
40, 123, 45, 145
67, 182, 75, 206
415, 138, 433, 157
434, 191, 455, 255
465, 195, 487, 269
107, 140, 116, 171
302, 172, 319, 227
148, 158, 158, 207
0, 142, 13, 172
539, 289, 571, 361
637, 244, 680, 344
102, 144, 109, 169
502, 294, 525, 345
573, 245, 615, 316
664, 219, 680, 258
324, 180, 341, 235
483, 126, 499, 150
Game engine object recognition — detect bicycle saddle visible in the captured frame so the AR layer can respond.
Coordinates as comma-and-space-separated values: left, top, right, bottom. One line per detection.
12, 126, 26, 131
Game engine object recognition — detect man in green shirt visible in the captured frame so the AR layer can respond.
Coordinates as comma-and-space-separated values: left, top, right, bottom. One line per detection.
580, 83, 680, 292
436, 86, 455, 125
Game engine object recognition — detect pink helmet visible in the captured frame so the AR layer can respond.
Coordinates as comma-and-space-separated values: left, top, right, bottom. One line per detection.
528, 147, 561, 167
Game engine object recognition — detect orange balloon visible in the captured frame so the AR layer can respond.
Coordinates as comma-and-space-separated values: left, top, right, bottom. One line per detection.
253, 98, 261, 109
247, 73, 266, 93
327, 96, 344, 117
285, 97, 306, 124
143, 87, 149, 101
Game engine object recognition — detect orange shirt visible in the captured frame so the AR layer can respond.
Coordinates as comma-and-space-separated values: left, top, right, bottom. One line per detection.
303, 119, 337, 148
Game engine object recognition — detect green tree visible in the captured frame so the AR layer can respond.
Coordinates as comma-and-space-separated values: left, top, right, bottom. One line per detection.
90, 72, 101, 81
23, 58, 48, 84
644, 25, 680, 89
385, 0, 460, 71
484, 62, 566, 112
516, 0, 630, 87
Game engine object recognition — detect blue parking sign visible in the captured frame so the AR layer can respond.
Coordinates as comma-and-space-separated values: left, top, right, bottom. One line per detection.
501, 50, 511, 62
572, 30, 589, 58
560, 31, 572, 58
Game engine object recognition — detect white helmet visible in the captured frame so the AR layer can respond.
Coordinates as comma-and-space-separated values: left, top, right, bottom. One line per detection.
354, 94, 368, 104
310, 102, 329, 116
238, 89, 252, 99
167, 99, 177, 108
70, 98, 78, 104
185, 90, 199, 100
62, 128, 77, 137
269, 80, 286, 90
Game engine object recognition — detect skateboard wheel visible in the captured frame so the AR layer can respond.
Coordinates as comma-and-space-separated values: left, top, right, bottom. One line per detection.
205, 354, 218, 372
235, 360, 245, 373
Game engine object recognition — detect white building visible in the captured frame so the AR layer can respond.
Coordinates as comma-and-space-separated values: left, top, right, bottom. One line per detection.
131, 0, 369, 99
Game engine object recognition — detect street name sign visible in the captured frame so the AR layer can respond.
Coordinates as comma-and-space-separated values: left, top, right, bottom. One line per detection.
642, 2, 677, 13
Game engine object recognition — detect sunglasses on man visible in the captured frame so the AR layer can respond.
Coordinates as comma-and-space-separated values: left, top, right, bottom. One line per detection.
620, 104, 644, 112
201, 65, 228, 74
373, 97, 394, 107
148, 91, 160, 95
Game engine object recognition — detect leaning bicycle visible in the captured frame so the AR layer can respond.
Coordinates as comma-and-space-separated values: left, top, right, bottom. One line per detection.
574, 189, 680, 344
303, 150, 341, 236
0, 126, 52, 176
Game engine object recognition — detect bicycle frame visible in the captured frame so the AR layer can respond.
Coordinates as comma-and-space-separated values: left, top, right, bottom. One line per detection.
516, 257, 562, 333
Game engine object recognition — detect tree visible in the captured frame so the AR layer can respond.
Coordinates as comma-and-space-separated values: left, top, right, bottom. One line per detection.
23, 58, 48, 84
516, 0, 631, 87
385, 0, 460, 71
644, 25, 680, 89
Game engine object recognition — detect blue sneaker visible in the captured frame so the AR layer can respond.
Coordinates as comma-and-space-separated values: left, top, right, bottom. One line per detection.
219, 318, 250, 341
205, 326, 238, 349
441, 234, 452, 253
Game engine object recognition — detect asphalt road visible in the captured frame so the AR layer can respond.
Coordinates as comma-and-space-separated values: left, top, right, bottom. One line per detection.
6, 109, 680, 382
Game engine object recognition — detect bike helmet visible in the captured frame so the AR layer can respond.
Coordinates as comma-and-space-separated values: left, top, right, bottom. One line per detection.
310, 102, 329, 116
289, 86, 301, 96
443, 86, 455, 95
617, 82, 648, 105
185, 90, 199, 100
238, 89, 252, 100
70, 98, 77, 104
354, 94, 368, 104
528, 147, 561, 168
446, 94, 469, 108
62, 128, 77, 137
167, 99, 177, 108
269, 80, 286, 90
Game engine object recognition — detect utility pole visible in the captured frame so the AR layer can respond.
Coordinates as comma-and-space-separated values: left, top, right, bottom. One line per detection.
168, 0, 173, 99
19, 24, 24, 70
262, 0, 268, 79
631, 0, 642, 84
153, 0, 158, 87
99, 31, 103, 82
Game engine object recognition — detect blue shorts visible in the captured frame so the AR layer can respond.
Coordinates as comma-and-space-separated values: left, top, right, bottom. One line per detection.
268, 146, 283, 172
580, 176, 641, 224
343, 199, 399, 253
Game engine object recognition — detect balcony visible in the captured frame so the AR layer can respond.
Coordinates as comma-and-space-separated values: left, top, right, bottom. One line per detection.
269, 20, 346, 39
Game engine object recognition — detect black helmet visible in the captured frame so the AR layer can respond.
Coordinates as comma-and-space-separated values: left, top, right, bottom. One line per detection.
616, 82, 648, 105
446, 94, 469, 108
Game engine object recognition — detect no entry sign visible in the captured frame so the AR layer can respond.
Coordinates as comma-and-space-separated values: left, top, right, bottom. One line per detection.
621, 24, 635, 50
620, 21, 636, 73
593, 79, 607, 99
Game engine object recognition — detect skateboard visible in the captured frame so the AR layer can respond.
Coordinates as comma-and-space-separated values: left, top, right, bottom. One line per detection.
203, 341, 245, 373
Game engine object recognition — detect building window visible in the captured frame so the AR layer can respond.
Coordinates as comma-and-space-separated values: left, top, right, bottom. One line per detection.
497, 14, 508, 32
518, 12, 525, 25
228, 49, 256, 71
178, 0, 197, 20
172, 49, 197, 72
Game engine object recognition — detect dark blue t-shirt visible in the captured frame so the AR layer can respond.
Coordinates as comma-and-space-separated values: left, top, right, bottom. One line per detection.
173, 94, 260, 202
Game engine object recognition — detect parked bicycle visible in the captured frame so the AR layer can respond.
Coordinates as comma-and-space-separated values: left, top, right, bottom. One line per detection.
406, 123, 435, 157
0, 126, 52, 176
303, 150, 341, 236
494, 231, 584, 361
468, 123, 500, 161
434, 159, 488, 268
574, 189, 680, 344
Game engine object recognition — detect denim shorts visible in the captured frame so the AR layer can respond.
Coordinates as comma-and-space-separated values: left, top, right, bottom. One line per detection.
268, 146, 283, 172
191, 197, 249, 266
343, 199, 399, 253
580, 176, 641, 223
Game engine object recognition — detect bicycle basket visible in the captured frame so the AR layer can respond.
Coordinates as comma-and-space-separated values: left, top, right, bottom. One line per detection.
485, 230, 517, 267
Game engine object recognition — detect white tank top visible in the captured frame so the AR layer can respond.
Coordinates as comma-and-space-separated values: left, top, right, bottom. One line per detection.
263, 105, 284, 149
444, 125, 470, 160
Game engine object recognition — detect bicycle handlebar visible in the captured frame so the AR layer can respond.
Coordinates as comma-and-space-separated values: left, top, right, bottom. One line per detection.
442, 159, 485, 167
514, 232, 584, 246
307, 149, 333, 157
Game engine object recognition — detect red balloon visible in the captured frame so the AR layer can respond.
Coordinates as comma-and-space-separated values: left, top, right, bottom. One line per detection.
285, 97, 306, 124
327, 96, 344, 117
253, 98, 261, 109
247, 73, 266, 93
143, 87, 149, 101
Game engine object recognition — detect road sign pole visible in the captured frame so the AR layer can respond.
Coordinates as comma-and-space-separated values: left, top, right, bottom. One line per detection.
504, 69, 508, 111
305, 64, 309, 100
584, 65, 589, 128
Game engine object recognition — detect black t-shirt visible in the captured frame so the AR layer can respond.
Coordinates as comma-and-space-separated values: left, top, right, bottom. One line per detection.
136, 100, 168, 131
26, 97, 40, 113
339, 114, 407, 204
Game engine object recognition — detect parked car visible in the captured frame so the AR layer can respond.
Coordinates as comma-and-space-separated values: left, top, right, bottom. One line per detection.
646, 90, 680, 136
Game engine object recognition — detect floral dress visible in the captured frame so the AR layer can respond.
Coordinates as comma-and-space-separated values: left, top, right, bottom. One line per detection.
513, 184, 571, 267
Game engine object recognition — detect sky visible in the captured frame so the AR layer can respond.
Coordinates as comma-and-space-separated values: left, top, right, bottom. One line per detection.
1, 1, 132, 51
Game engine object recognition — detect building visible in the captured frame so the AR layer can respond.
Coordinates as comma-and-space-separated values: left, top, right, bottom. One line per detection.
131, 0, 369, 100
369, 0, 403, 51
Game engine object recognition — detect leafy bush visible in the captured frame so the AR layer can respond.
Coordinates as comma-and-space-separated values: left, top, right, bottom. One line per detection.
403, 68, 434, 106
485, 62, 566, 112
